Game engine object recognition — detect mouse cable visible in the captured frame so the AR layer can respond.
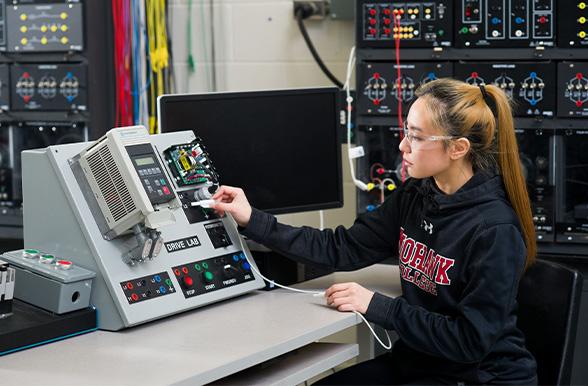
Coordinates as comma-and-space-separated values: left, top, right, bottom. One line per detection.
228, 214, 392, 350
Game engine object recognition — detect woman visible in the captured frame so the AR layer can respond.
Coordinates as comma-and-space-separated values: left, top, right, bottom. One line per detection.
211, 78, 538, 385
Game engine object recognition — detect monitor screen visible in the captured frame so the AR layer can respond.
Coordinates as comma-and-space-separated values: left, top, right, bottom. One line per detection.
158, 87, 343, 214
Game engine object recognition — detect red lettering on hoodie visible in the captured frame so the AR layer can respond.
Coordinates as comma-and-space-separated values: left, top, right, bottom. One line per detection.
423, 249, 438, 278
399, 227, 407, 255
400, 238, 415, 265
434, 256, 455, 285
409, 241, 428, 271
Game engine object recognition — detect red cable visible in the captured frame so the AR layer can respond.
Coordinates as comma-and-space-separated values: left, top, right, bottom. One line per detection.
392, 9, 406, 182
112, 0, 120, 126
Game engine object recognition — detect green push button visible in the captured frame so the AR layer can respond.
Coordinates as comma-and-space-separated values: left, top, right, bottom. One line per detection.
204, 271, 214, 281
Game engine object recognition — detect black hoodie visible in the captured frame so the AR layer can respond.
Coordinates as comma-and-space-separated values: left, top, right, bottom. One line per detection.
240, 172, 537, 385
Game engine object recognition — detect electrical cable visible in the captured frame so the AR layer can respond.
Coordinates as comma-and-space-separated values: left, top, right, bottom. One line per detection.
226, 214, 392, 350
344, 46, 370, 192
370, 162, 385, 180
187, 0, 195, 74
139, 0, 150, 126
295, 6, 343, 89
131, 0, 140, 124
200, 0, 211, 90
209, 0, 217, 91
392, 11, 407, 183
145, 0, 170, 133
166, 1, 177, 94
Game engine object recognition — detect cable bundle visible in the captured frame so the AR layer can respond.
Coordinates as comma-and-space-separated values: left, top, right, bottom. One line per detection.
112, 0, 173, 132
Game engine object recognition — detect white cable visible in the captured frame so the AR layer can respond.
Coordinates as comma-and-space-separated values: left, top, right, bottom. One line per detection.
227, 213, 392, 350
344, 46, 369, 192
354, 310, 392, 350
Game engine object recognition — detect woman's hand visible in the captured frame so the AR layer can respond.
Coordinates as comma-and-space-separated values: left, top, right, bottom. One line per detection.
210, 185, 253, 228
324, 282, 375, 314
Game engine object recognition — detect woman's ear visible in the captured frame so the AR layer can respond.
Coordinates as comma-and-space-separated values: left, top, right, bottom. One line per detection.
449, 138, 471, 161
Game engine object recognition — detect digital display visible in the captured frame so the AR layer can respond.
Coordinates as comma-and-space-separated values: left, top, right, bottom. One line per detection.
134, 156, 155, 166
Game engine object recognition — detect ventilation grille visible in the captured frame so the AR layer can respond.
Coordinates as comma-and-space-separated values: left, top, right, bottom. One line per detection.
86, 145, 136, 222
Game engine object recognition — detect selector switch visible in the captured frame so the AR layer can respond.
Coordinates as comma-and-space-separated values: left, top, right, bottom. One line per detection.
223, 265, 239, 279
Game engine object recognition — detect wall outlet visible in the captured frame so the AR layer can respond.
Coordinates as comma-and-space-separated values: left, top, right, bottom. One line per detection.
293, 1, 329, 20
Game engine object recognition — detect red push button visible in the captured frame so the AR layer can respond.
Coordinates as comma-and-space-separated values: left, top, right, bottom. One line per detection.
56, 260, 73, 270
182, 276, 194, 288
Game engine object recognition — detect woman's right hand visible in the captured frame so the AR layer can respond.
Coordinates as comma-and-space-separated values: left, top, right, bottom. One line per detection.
210, 185, 253, 228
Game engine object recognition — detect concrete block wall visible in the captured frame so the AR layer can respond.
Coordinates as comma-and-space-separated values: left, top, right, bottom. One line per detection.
168, 0, 358, 229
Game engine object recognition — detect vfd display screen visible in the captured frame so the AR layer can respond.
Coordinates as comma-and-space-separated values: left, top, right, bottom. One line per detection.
134, 156, 156, 166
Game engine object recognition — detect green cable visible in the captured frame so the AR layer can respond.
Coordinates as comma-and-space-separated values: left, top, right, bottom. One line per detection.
187, 0, 195, 73
200, 0, 211, 90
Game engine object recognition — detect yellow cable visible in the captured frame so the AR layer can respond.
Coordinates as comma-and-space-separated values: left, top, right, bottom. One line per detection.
146, 0, 170, 133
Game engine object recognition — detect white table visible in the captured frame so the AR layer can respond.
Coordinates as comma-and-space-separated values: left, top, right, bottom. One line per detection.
0, 264, 401, 385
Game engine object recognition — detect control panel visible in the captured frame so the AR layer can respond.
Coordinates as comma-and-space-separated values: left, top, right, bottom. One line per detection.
127, 143, 175, 205
356, 126, 405, 214
0, 0, 6, 50
21, 128, 265, 330
0, 125, 10, 202
556, 129, 588, 244
358, 61, 452, 116
557, 1, 588, 47
172, 251, 254, 299
10, 63, 87, 111
357, 1, 452, 48
11, 122, 87, 202
5, 0, 83, 52
515, 128, 554, 242
121, 271, 176, 305
456, 0, 555, 48
557, 62, 588, 117
0, 249, 95, 314
0, 64, 9, 111
454, 61, 556, 117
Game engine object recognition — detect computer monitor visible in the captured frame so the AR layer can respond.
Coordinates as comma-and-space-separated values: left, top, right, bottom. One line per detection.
157, 87, 343, 214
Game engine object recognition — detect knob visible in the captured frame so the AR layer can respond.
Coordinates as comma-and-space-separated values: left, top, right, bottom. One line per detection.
194, 187, 213, 201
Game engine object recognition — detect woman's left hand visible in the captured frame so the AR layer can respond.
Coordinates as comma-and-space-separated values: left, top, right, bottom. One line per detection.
324, 282, 375, 314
